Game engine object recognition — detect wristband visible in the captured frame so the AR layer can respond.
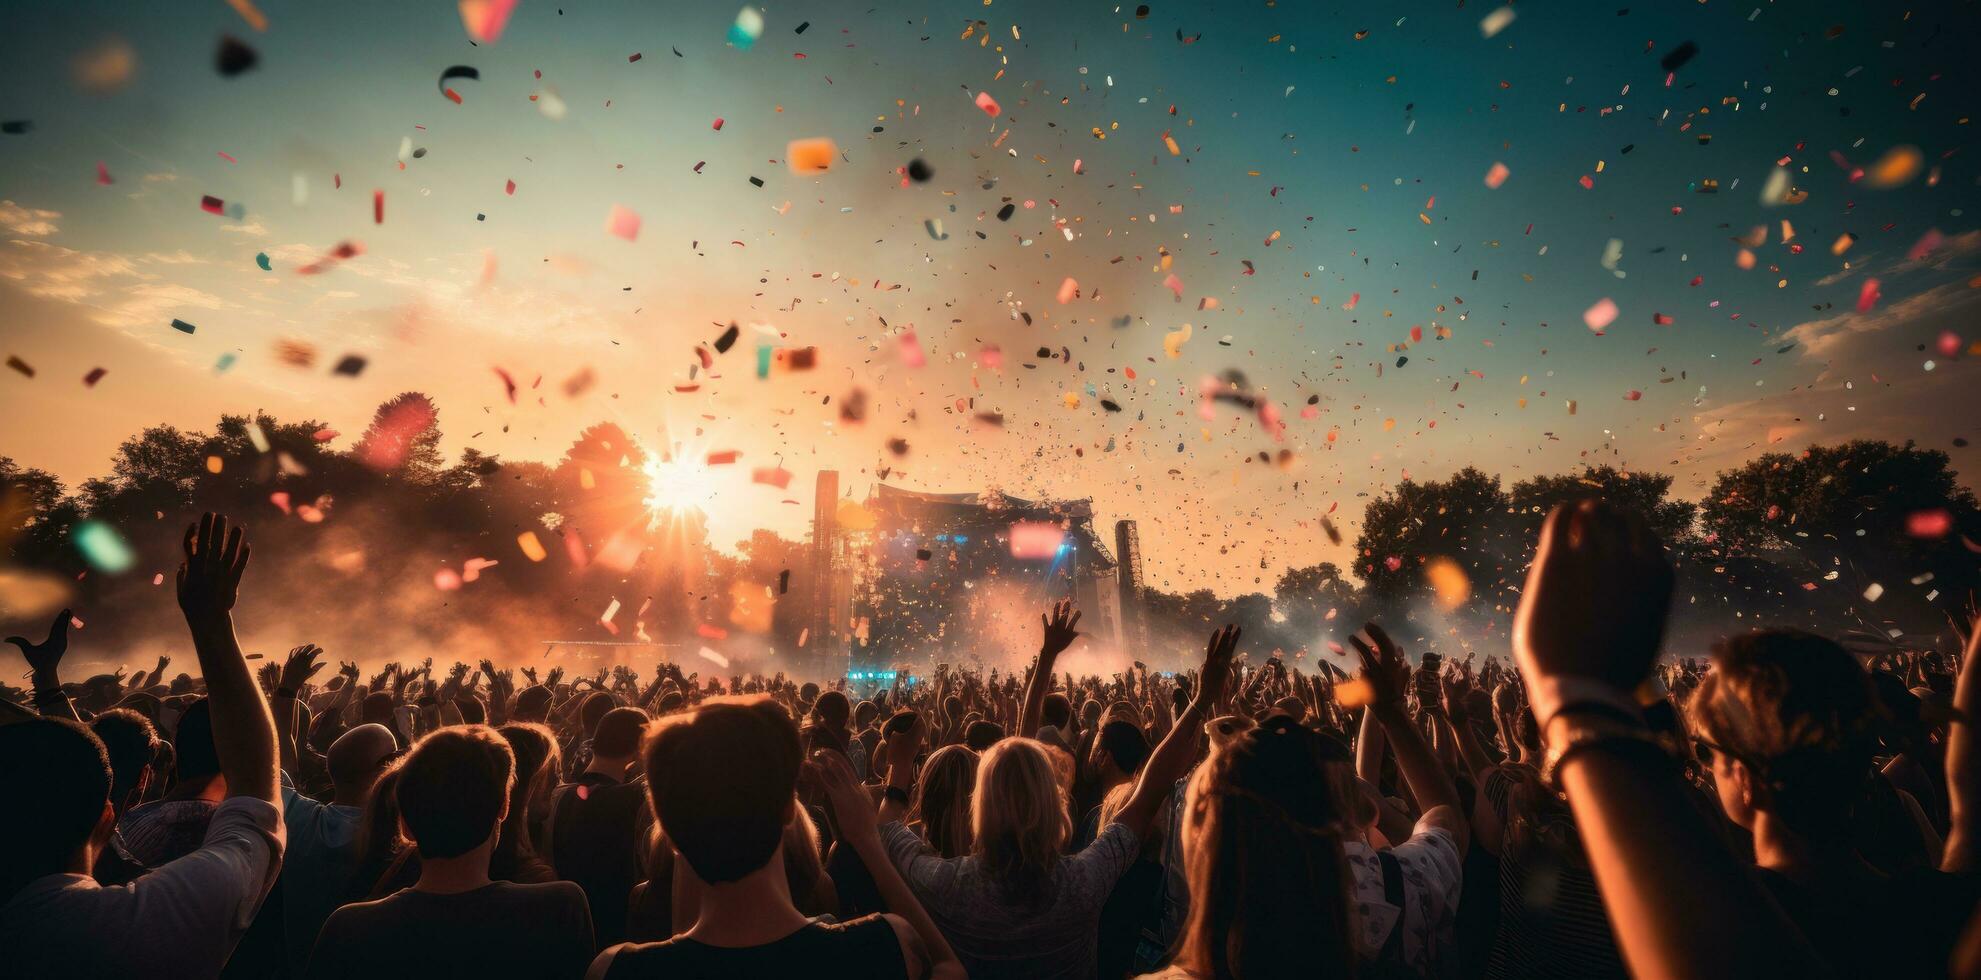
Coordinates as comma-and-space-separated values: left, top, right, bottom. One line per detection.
883, 784, 912, 807
1541, 711, 1666, 790
275, 686, 298, 700
1525, 675, 1639, 732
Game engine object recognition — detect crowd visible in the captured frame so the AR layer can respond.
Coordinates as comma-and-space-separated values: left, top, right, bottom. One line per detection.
3, 503, 1979, 978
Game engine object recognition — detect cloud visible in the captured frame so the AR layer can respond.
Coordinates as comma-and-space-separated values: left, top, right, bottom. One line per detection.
1781, 280, 1981, 361
219, 220, 268, 237
0, 239, 137, 300
0, 200, 60, 237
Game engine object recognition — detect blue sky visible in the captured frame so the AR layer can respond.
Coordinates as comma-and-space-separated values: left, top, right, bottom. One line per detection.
2, 0, 1977, 595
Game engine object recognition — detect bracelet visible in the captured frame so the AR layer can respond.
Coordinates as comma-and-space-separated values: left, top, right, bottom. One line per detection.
883, 784, 912, 807
275, 686, 298, 700
1541, 713, 1668, 790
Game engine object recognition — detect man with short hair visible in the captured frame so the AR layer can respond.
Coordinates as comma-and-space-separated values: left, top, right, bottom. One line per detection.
87, 708, 159, 886
307, 725, 594, 979
587, 697, 961, 978
0, 513, 285, 977
548, 705, 652, 950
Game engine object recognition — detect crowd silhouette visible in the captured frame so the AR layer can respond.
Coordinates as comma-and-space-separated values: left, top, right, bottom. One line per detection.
4, 502, 1980, 979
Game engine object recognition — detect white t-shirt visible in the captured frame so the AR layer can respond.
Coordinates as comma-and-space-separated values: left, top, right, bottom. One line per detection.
1343, 819, 1465, 977
0, 795, 284, 978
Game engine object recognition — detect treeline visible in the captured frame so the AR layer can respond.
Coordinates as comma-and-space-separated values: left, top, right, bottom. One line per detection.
1, 390, 1976, 670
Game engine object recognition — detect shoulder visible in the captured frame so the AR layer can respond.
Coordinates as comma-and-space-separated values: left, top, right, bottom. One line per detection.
868, 913, 921, 978
1084, 819, 1142, 861
497, 879, 590, 908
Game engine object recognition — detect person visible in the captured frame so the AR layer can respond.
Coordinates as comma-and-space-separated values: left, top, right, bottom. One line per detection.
1078, 719, 1149, 845
548, 705, 653, 949
0, 513, 286, 977
909, 744, 979, 859
875, 609, 1239, 980
117, 696, 225, 868
493, 722, 560, 884
587, 696, 962, 979
88, 707, 159, 886
306, 725, 595, 979
1688, 628, 1981, 977
1509, 500, 1825, 979
263, 641, 399, 975
1140, 716, 1361, 979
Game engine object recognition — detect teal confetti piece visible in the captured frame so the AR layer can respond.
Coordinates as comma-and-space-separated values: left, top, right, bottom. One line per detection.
728, 6, 763, 49
255, 252, 271, 271
215, 353, 236, 373
171, 318, 197, 334
756, 344, 773, 378
74, 520, 135, 574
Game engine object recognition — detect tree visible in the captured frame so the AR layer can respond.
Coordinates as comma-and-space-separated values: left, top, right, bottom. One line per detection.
1274, 562, 1361, 643
1509, 466, 1696, 546
1701, 440, 1979, 634
1353, 467, 1515, 608
353, 392, 443, 479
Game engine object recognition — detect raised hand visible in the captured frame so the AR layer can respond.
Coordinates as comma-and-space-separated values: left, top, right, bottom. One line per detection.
152, 653, 172, 683
545, 666, 565, 689
7, 607, 73, 684
1511, 500, 1674, 723
278, 644, 327, 694
1192, 624, 1241, 709
177, 512, 251, 625
812, 749, 879, 843
1348, 622, 1410, 709
521, 665, 540, 686
884, 711, 926, 777
1040, 599, 1082, 658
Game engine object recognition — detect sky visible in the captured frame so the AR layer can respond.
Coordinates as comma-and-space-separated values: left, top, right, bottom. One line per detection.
2, 0, 1978, 598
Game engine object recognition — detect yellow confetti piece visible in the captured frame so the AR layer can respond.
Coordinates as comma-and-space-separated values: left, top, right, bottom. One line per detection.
517, 531, 547, 562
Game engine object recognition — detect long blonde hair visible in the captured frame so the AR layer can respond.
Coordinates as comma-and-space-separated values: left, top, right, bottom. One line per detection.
972, 738, 1070, 906
912, 744, 979, 858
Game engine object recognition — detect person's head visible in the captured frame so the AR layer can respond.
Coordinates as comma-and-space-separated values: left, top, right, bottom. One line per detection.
853, 699, 879, 731
1081, 697, 1103, 728
971, 738, 1070, 905
512, 684, 553, 724
169, 698, 221, 789
497, 723, 560, 812
90, 708, 158, 815
360, 691, 397, 727
813, 690, 851, 732
644, 695, 801, 884
326, 723, 399, 804
579, 691, 616, 739
356, 764, 406, 867
912, 744, 980, 858
1175, 716, 1357, 979
590, 706, 650, 767
0, 719, 113, 899
1091, 719, 1149, 781
1041, 692, 1071, 731
394, 726, 515, 860
454, 695, 487, 726
964, 719, 1004, 752
1690, 630, 1878, 839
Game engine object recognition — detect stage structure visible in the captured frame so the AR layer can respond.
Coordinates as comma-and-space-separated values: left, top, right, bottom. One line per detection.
803, 474, 1140, 674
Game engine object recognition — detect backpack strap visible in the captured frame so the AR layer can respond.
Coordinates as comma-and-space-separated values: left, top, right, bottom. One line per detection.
1375, 849, 1408, 968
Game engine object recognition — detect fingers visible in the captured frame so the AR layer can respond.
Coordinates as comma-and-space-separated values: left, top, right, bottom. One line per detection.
1067, 610, 1082, 632
4, 637, 26, 652
1364, 621, 1400, 659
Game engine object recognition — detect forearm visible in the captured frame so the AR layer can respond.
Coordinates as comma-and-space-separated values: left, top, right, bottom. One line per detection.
879, 761, 914, 825
30, 669, 81, 723
1118, 699, 1206, 834
1447, 716, 1496, 779
1560, 746, 1823, 979
1018, 654, 1053, 737
1355, 706, 1385, 786
274, 694, 300, 775
1373, 703, 1461, 814
189, 614, 279, 803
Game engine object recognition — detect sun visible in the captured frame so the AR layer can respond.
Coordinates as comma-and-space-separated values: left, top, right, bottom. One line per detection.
642, 451, 722, 517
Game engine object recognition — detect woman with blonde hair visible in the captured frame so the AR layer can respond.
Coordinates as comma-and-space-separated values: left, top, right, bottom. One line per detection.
876, 613, 1240, 980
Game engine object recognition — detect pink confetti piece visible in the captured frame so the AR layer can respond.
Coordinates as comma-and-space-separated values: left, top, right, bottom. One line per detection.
605, 203, 641, 241
200, 195, 225, 214
1056, 277, 1080, 303
1583, 297, 1619, 331
899, 330, 927, 368
980, 344, 1003, 369
1908, 229, 1944, 262
372, 189, 384, 224
1623, 390, 1643, 401
974, 90, 1001, 117
218, 150, 238, 163
1163, 273, 1184, 299
752, 466, 792, 489
1484, 161, 1509, 189
1907, 509, 1952, 539
1578, 174, 1594, 190
505, 179, 516, 195
1344, 292, 1360, 310
83, 367, 107, 386
457, 0, 518, 44
712, 117, 724, 130
1856, 277, 1881, 313
95, 161, 113, 185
